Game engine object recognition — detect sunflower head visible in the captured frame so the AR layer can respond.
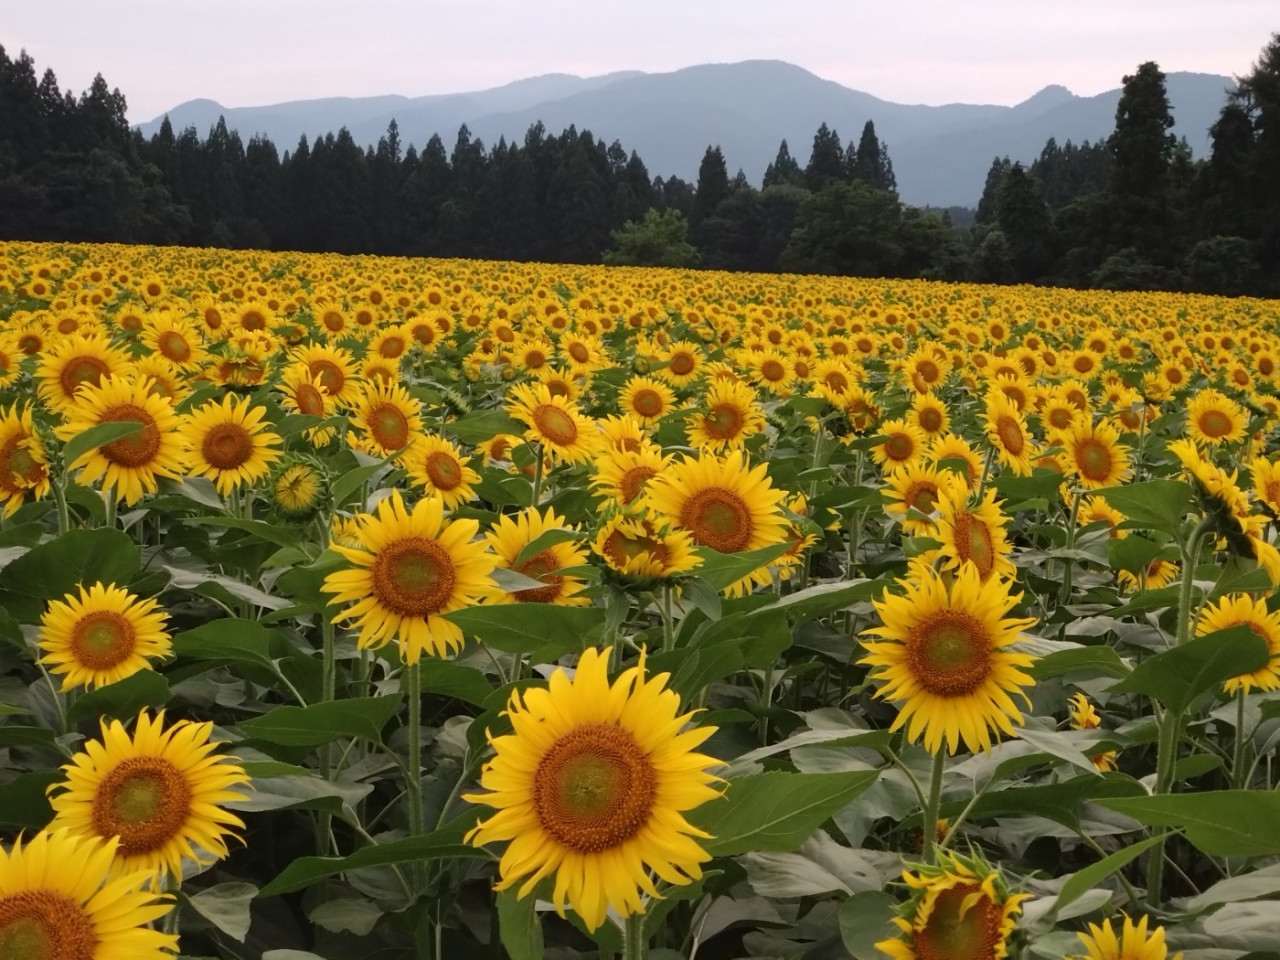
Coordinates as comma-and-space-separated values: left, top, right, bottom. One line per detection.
1071, 913, 1182, 960
269, 455, 327, 518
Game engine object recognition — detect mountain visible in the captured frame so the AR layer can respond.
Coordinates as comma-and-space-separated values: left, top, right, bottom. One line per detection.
136, 62, 1235, 208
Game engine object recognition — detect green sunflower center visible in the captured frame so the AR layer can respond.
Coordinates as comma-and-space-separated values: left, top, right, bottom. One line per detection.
533, 723, 656, 853
704, 404, 745, 440
1074, 438, 1113, 482
0, 891, 98, 960
372, 537, 457, 616
907, 612, 993, 697
70, 611, 135, 669
91, 757, 194, 855
369, 403, 410, 451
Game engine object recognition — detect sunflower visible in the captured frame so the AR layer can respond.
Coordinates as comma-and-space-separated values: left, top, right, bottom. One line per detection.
0, 828, 178, 960
1253, 456, 1280, 516
348, 381, 422, 457
657, 340, 704, 387
984, 392, 1034, 475
592, 510, 701, 582
486, 507, 591, 606
932, 486, 1018, 583
841, 385, 882, 434
1186, 388, 1247, 445
1117, 558, 1180, 593
368, 324, 411, 362
48, 710, 250, 880
38, 583, 171, 691
55, 376, 185, 506
181, 393, 283, 496
0, 402, 50, 517
35, 334, 131, 413
1071, 914, 1182, 960
1068, 692, 1119, 772
645, 449, 785, 553
930, 434, 984, 490
138, 312, 206, 371
269, 458, 326, 518
1078, 496, 1127, 537
1062, 420, 1131, 490
322, 489, 497, 663
277, 362, 338, 447
131, 355, 190, 406
290, 343, 360, 407
872, 418, 929, 470
876, 852, 1029, 960
619, 375, 676, 426
909, 393, 950, 436
591, 444, 670, 506
401, 433, 480, 509
505, 381, 598, 464
559, 332, 610, 375
463, 647, 722, 932
861, 561, 1037, 754
685, 378, 765, 451
1196, 593, 1280, 694
883, 462, 966, 535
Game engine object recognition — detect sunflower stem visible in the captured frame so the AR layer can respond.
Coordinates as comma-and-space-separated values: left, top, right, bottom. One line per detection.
661, 584, 675, 653
102, 488, 116, 529
405, 661, 424, 863
922, 749, 946, 863
531, 442, 545, 505
52, 476, 70, 534
1058, 490, 1081, 607
1146, 711, 1180, 905
623, 911, 648, 960
1233, 687, 1249, 789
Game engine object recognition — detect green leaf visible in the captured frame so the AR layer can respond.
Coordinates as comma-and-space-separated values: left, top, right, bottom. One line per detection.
309, 899, 383, 937
445, 604, 605, 657
1032, 645, 1131, 681
0, 528, 140, 623
770, 579, 884, 622
1099, 791, 1280, 856
497, 888, 544, 960
172, 619, 289, 673
1107, 535, 1162, 576
330, 462, 389, 508
186, 883, 256, 943
163, 565, 290, 611
1096, 479, 1192, 535
62, 420, 144, 467
419, 662, 493, 707
694, 542, 793, 592
259, 823, 491, 896
239, 695, 402, 747
187, 516, 301, 547
226, 774, 371, 817
0, 770, 58, 827
443, 408, 527, 445
839, 891, 899, 960
1110, 626, 1268, 715
937, 773, 1146, 832
0, 725, 58, 750
67, 670, 169, 723
1053, 834, 1165, 914
690, 771, 879, 857
512, 526, 581, 566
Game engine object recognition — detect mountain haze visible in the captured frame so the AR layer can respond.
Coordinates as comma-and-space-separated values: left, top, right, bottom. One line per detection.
138, 61, 1236, 207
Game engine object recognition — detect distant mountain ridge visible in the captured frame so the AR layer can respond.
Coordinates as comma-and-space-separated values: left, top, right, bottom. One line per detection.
136, 61, 1236, 208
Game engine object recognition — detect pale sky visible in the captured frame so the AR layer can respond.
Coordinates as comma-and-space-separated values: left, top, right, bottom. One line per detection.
4, 1, 1276, 122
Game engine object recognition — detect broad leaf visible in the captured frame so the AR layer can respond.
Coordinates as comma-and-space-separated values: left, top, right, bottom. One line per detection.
1100, 791, 1280, 856
1110, 626, 1268, 715
239, 695, 402, 747
0, 528, 140, 624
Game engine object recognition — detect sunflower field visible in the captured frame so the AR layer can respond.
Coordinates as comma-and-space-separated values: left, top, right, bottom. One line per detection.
3, 239, 1280, 960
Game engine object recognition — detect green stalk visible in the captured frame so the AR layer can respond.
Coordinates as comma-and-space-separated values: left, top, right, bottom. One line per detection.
404, 661, 423, 839
1233, 688, 1249, 789
530, 443, 545, 505
52, 477, 70, 534
922, 749, 946, 863
103, 488, 116, 529
623, 911, 647, 960
1059, 490, 1081, 606
1146, 710, 1180, 905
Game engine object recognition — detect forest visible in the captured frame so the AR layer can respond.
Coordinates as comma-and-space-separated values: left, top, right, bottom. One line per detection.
0, 34, 1277, 296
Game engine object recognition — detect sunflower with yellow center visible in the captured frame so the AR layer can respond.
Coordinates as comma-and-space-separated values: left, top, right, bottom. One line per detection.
1078, 496, 1128, 537
464, 647, 722, 932
322, 489, 497, 663
56, 376, 186, 506
984, 392, 1034, 476
0, 402, 50, 517
1252, 456, 1280, 517
506, 381, 599, 464
685, 378, 766, 451
1071, 914, 1182, 960
35, 334, 132, 413
1186, 388, 1247, 446
877, 852, 1029, 960
269, 458, 326, 518
401, 433, 480, 509
592, 510, 702, 582
0, 828, 178, 960
619, 375, 677, 427
38, 583, 171, 691
48, 710, 250, 880
1061, 420, 1132, 490
181, 393, 283, 496
1196, 593, 1280, 694
348, 381, 422, 457
486, 507, 591, 606
1117, 558, 1180, 593
861, 561, 1038, 755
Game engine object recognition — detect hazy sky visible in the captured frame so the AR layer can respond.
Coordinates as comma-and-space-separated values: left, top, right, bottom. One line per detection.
5, 1, 1275, 122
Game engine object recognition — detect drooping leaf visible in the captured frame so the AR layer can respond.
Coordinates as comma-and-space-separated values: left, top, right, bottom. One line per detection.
239, 695, 402, 747
1096, 479, 1192, 536
1110, 626, 1268, 715
0, 528, 140, 623
1100, 791, 1280, 856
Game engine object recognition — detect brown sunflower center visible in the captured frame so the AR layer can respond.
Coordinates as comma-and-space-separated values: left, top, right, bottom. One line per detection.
704, 404, 744, 440
620, 465, 657, 503
568, 342, 591, 363
91, 756, 194, 855
995, 416, 1025, 456
1198, 410, 1234, 439
631, 389, 665, 419
59, 356, 110, 399
523, 349, 546, 369
369, 403, 410, 450
907, 482, 939, 515
424, 451, 463, 490
825, 371, 849, 392
321, 310, 344, 331
918, 407, 943, 433
913, 882, 1004, 960
1165, 367, 1184, 385
0, 437, 44, 491
240, 310, 266, 331
0, 890, 99, 960
952, 510, 995, 579
884, 432, 915, 462
1074, 438, 1113, 482
98, 404, 161, 468
681, 487, 753, 553
760, 359, 786, 382
1048, 408, 1073, 430
370, 536, 457, 616
69, 611, 136, 669
669, 352, 695, 376
907, 612, 994, 697
308, 360, 345, 396
603, 530, 670, 569
201, 423, 254, 471
917, 360, 940, 383
533, 723, 656, 853
532, 404, 578, 447
157, 331, 191, 363
379, 336, 406, 359
511, 549, 564, 604
294, 384, 325, 417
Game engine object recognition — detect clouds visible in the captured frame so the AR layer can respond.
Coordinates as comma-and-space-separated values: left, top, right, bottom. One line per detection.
4, 0, 1274, 121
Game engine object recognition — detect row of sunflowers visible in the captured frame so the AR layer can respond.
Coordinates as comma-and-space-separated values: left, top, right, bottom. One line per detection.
2, 239, 1280, 959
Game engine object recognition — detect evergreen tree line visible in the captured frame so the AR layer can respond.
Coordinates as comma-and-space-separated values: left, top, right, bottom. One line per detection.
1, 37, 1278, 297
